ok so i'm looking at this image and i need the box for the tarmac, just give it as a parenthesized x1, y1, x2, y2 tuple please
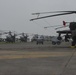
(0, 41, 76, 75)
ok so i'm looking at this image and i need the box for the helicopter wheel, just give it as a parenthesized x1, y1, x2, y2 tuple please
(52, 41, 56, 45)
(57, 41, 61, 45)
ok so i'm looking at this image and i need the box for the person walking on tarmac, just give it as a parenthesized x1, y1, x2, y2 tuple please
(69, 22, 76, 48)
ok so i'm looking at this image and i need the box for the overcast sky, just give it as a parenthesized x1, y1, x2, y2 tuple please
(0, 0, 76, 36)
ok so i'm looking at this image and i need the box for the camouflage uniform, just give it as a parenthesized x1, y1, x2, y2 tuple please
(69, 22, 76, 46)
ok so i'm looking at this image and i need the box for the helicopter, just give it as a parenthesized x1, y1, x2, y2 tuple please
(0, 31, 8, 42)
(31, 34, 38, 42)
(17, 33, 29, 42)
(5, 31, 17, 43)
(30, 11, 76, 47)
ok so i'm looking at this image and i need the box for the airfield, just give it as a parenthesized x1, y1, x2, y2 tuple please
(0, 41, 76, 75)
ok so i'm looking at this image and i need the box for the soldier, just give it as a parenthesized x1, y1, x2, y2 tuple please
(69, 22, 76, 48)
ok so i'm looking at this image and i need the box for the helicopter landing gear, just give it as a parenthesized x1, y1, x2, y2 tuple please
(51, 36, 61, 45)
(57, 33, 62, 41)
(52, 41, 61, 45)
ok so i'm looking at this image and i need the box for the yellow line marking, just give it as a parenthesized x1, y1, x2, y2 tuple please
(0, 51, 73, 59)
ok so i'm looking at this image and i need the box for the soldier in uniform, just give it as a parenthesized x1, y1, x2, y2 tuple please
(69, 22, 76, 48)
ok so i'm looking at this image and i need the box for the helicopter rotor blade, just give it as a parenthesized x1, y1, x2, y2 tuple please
(55, 25, 69, 30)
(32, 11, 76, 15)
(44, 25, 62, 29)
(30, 12, 73, 21)
(32, 12, 62, 15)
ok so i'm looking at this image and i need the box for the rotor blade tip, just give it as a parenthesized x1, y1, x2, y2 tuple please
(30, 19, 33, 21)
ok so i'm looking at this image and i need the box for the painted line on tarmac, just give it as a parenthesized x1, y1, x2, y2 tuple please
(0, 51, 73, 59)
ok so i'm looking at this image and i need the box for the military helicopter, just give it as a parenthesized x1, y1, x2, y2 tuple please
(18, 33, 29, 42)
(30, 11, 76, 47)
(31, 34, 38, 42)
(0, 31, 8, 42)
(5, 31, 17, 43)
(31, 34, 44, 44)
